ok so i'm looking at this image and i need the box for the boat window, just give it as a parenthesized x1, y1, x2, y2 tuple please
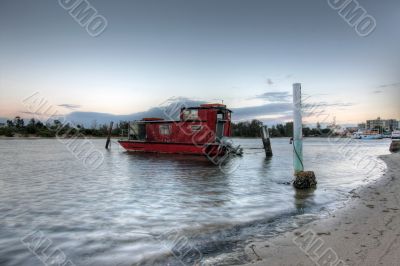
(159, 124, 171, 135)
(191, 125, 202, 131)
(182, 109, 199, 120)
(129, 122, 146, 140)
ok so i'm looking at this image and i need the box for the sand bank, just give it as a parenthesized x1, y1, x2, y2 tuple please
(244, 153, 400, 266)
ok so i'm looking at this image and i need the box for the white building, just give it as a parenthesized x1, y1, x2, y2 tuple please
(366, 117, 399, 131)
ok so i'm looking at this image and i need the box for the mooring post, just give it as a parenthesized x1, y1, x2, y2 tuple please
(390, 140, 400, 153)
(293, 83, 304, 174)
(261, 125, 273, 157)
(105, 121, 114, 149)
(292, 83, 316, 189)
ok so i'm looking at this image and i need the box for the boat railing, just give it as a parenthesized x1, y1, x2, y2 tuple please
(120, 129, 129, 140)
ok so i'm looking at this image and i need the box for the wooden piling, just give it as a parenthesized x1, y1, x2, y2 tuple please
(390, 140, 400, 153)
(261, 125, 273, 157)
(105, 121, 114, 149)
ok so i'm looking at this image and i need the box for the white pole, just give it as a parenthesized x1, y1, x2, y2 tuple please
(293, 83, 304, 174)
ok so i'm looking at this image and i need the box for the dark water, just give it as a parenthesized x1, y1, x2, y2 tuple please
(0, 138, 391, 265)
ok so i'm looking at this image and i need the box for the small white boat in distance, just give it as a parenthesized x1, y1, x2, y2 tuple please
(352, 130, 383, 140)
(392, 130, 400, 139)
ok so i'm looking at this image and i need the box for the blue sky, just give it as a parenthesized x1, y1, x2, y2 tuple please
(0, 0, 399, 125)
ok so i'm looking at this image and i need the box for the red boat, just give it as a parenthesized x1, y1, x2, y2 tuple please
(118, 103, 238, 156)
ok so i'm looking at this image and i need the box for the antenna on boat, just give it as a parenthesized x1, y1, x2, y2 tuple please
(212, 99, 224, 104)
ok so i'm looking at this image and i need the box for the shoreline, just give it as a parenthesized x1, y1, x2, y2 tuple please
(244, 153, 400, 266)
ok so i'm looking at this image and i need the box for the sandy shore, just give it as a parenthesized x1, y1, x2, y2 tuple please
(244, 153, 400, 266)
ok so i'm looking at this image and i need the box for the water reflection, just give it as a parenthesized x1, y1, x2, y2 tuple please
(294, 188, 316, 213)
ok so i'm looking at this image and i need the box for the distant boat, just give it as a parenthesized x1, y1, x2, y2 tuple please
(392, 130, 400, 139)
(352, 130, 383, 140)
(382, 133, 392, 138)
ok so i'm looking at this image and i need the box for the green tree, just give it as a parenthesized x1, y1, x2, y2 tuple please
(6, 120, 14, 127)
(303, 127, 311, 137)
(276, 124, 285, 137)
(316, 122, 321, 131)
(14, 116, 24, 128)
(26, 118, 37, 134)
(231, 119, 263, 137)
(285, 122, 293, 137)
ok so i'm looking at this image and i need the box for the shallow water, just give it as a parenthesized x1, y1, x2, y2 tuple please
(0, 137, 391, 265)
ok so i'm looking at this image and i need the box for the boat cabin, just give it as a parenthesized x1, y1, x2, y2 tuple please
(118, 104, 233, 155)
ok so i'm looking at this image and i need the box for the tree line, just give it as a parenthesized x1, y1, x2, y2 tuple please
(0, 117, 331, 138)
(0, 117, 127, 138)
(231, 120, 331, 137)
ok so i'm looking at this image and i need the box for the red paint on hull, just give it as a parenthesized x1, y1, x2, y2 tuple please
(118, 141, 225, 156)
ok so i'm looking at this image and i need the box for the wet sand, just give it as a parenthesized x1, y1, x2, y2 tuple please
(244, 153, 400, 266)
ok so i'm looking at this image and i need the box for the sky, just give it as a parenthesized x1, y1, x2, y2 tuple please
(0, 0, 399, 126)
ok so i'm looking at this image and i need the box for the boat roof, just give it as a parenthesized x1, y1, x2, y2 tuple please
(133, 104, 232, 123)
(182, 103, 232, 112)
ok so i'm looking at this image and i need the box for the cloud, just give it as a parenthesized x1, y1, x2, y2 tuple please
(306, 102, 354, 108)
(65, 98, 206, 126)
(61, 98, 355, 127)
(257, 114, 294, 126)
(233, 101, 354, 122)
(266, 78, 274, 85)
(232, 103, 292, 121)
(255, 91, 291, 102)
(58, 104, 81, 110)
(63, 99, 291, 126)
(378, 82, 400, 88)
(373, 90, 383, 94)
(20, 111, 37, 115)
(265, 74, 294, 85)
(302, 101, 354, 116)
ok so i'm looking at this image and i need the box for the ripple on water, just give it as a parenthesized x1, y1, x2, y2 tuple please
(0, 138, 390, 265)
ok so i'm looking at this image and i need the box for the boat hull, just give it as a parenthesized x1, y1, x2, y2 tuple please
(391, 131, 400, 139)
(118, 140, 225, 156)
(359, 134, 383, 139)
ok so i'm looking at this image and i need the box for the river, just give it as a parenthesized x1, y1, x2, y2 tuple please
(0, 137, 391, 265)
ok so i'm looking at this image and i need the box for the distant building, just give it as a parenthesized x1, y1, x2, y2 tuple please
(397, 120, 400, 130)
(366, 117, 399, 131)
(366, 117, 384, 130)
(357, 123, 366, 130)
(385, 119, 399, 131)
